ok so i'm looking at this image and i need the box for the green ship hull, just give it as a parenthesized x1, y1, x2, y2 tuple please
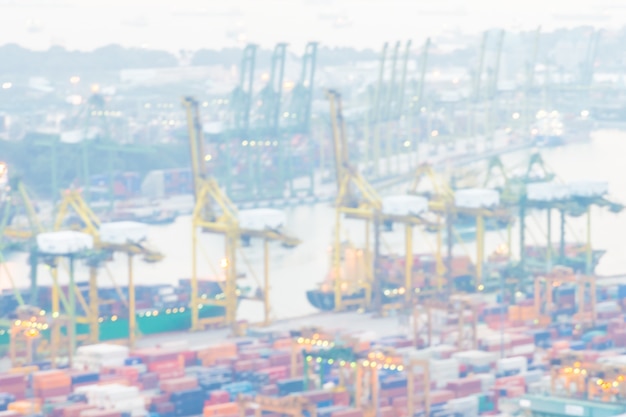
(0, 305, 225, 346)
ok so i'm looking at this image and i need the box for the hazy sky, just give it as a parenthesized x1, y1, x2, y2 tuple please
(0, 0, 621, 52)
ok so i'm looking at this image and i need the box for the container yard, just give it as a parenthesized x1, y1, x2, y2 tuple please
(2, 4, 626, 417)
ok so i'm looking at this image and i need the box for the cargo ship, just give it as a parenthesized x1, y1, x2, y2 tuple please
(306, 244, 486, 312)
(306, 242, 606, 312)
(0, 278, 234, 346)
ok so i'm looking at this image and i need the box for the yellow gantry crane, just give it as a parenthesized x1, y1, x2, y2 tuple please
(408, 163, 512, 290)
(327, 90, 433, 313)
(182, 96, 300, 331)
(53, 188, 164, 350)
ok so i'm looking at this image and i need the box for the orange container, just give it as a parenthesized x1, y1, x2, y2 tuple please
(203, 402, 238, 417)
(33, 371, 71, 390)
(8, 400, 41, 414)
(272, 339, 292, 350)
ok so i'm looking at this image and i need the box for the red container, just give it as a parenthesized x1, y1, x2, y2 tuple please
(268, 353, 290, 366)
(239, 352, 260, 360)
(429, 390, 456, 405)
(495, 375, 525, 389)
(0, 374, 24, 386)
(234, 360, 255, 372)
(253, 359, 270, 369)
(300, 390, 333, 403)
(214, 358, 237, 366)
(156, 369, 185, 381)
(153, 403, 175, 414)
(35, 386, 72, 399)
(160, 376, 198, 393)
(133, 348, 179, 365)
(379, 387, 408, 400)
(148, 360, 182, 373)
(209, 390, 230, 404)
(380, 407, 395, 417)
(333, 390, 350, 406)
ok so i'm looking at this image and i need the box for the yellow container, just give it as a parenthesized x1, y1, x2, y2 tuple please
(8, 366, 39, 375)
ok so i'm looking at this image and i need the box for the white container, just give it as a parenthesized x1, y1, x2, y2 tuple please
(382, 195, 429, 216)
(452, 350, 497, 368)
(36, 231, 94, 255)
(526, 182, 570, 202)
(596, 301, 620, 313)
(510, 343, 535, 356)
(454, 188, 500, 209)
(568, 180, 609, 198)
(238, 208, 286, 230)
(497, 356, 528, 373)
(99, 221, 149, 245)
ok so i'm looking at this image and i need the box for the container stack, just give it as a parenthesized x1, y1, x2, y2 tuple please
(73, 345, 130, 372)
(0, 374, 25, 400)
(78, 384, 146, 417)
(33, 370, 72, 399)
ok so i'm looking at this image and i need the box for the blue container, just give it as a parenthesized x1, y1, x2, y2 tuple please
(316, 400, 333, 408)
(380, 376, 407, 390)
(569, 341, 585, 351)
(276, 378, 304, 396)
(125, 357, 142, 366)
(617, 284, 626, 299)
(71, 372, 100, 385)
(317, 406, 347, 417)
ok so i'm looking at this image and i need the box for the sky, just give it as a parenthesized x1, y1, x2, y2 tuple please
(0, 0, 622, 52)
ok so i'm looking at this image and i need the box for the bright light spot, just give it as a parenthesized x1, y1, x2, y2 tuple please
(512, 112, 520, 120)
(581, 110, 589, 118)
(536, 110, 547, 119)
(70, 76, 80, 84)
(204, 154, 212, 161)
(261, 73, 270, 82)
(202, 101, 209, 107)
(220, 258, 229, 269)
(283, 112, 290, 118)
(242, 140, 249, 146)
(111, 315, 118, 322)
(284, 81, 295, 90)
(478, 284, 485, 291)
(403, 140, 411, 147)
(2, 82, 12, 89)
(431, 130, 439, 137)
(433, 70, 441, 77)
(452, 78, 459, 84)
(91, 84, 100, 93)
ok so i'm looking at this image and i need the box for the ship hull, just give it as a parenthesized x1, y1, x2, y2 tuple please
(0, 305, 226, 346)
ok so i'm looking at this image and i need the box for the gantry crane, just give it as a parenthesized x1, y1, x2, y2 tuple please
(418, 297, 478, 350)
(408, 163, 513, 292)
(550, 350, 626, 402)
(53, 188, 163, 350)
(0, 175, 45, 306)
(182, 96, 300, 331)
(534, 267, 599, 327)
(327, 90, 433, 313)
(298, 335, 432, 417)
